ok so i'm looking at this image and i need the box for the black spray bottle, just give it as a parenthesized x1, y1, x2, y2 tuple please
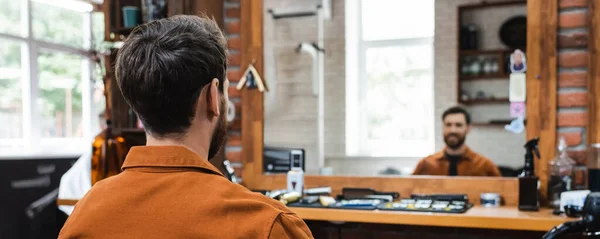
(519, 137, 541, 211)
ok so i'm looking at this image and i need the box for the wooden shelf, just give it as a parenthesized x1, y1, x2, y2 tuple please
(460, 73, 509, 81)
(472, 119, 527, 126)
(460, 98, 509, 105)
(471, 122, 508, 126)
(459, 49, 513, 56)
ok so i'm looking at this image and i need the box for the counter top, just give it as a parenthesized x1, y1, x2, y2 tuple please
(58, 198, 573, 232)
(289, 206, 574, 231)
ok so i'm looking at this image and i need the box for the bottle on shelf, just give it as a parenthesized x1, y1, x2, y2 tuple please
(547, 136, 576, 209)
(483, 58, 493, 75)
(461, 57, 471, 76)
(469, 57, 482, 75)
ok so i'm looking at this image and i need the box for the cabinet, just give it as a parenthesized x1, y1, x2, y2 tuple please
(456, 1, 527, 126)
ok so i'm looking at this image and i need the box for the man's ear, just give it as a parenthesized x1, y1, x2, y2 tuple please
(466, 124, 472, 134)
(207, 78, 220, 118)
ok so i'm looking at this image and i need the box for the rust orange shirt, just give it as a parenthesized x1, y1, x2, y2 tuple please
(59, 146, 313, 239)
(412, 147, 502, 177)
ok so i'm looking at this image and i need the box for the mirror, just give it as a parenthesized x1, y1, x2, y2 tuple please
(262, 0, 528, 177)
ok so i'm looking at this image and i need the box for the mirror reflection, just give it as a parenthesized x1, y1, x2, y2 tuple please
(262, 0, 528, 177)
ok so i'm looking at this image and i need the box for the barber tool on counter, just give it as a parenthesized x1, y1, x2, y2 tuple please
(286, 187, 399, 210)
(286, 149, 306, 196)
(519, 137, 541, 211)
(378, 194, 473, 214)
(480, 193, 502, 207)
(543, 192, 600, 239)
(263, 186, 332, 205)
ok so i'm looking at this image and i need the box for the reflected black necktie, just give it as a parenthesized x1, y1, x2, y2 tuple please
(445, 154, 461, 176)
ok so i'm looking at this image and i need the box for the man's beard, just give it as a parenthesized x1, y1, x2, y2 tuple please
(208, 98, 228, 160)
(444, 133, 466, 150)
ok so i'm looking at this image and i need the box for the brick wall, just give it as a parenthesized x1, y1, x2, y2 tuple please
(557, 0, 589, 163)
(224, 0, 243, 179)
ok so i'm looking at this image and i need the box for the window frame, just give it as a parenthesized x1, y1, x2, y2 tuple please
(346, 0, 435, 158)
(0, 0, 97, 157)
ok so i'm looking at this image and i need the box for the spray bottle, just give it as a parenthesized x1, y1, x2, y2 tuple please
(519, 137, 541, 211)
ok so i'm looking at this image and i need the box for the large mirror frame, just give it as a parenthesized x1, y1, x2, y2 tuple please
(239, 0, 559, 206)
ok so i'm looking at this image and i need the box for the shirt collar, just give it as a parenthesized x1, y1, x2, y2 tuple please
(435, 146, 474, 161)
(121, 145, 224, 176)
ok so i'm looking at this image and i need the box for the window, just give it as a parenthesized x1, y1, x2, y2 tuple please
(346, 0, 435, 157)
(0, 0, 103, 157)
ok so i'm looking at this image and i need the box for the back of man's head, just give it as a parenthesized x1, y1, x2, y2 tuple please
(115, 15, 227, 138)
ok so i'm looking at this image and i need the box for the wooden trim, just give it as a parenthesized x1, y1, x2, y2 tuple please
(57, 199, 79, 206)
(240, 0, 264, 187)
(252, 174, 520, 206)
(589, 0, 600, 145)
(458, 0, 527, 10)
(240, 0, 556, 207)
(526, 0, 558, 203)
(291, 206, 572, 232)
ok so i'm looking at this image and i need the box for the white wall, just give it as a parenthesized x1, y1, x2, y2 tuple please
(263, 0, 345, 175)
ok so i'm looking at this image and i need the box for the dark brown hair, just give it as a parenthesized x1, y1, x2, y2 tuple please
(442, 106, 471, 125)
(115, 15, 227, 138)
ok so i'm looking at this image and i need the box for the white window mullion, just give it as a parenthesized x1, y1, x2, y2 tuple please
(356, 0, 369, 156)
(20, 0, 29, 38)
(21, 0, 39, 152)
(358, 43, 368, 155)
(20, 41, 32, 149)
(28, 44, 41, 153)
(81, 12, 93, 141)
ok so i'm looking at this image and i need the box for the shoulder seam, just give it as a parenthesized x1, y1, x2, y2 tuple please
(266, 212, 283, 239)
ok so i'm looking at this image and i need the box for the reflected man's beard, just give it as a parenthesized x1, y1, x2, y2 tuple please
(444, 133, 466, 150)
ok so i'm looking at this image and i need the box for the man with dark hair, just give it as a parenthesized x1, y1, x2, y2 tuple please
(59, 15, 313, 238)
(412, 106, 501, 177)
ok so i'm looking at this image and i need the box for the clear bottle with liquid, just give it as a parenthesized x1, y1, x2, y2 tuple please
(547, 136, 576, 209)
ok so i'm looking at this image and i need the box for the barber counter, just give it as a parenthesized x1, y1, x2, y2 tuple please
(291, 206, 575, 239)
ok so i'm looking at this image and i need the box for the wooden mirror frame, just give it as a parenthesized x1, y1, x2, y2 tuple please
(239, 0, 558, 206)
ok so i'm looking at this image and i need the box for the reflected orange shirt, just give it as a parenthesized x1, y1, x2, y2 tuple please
(59, 146, 313, 239)
(412, 147, 502, 177)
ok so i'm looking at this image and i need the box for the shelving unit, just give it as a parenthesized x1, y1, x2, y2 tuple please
(461, 73, 509, 81)
(102, 0, 225, 42)
(457, 1, 527, 126)
(460, 97, 509, 105)
(102, 0, 142, 42)
(471, 119, 527, 127)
